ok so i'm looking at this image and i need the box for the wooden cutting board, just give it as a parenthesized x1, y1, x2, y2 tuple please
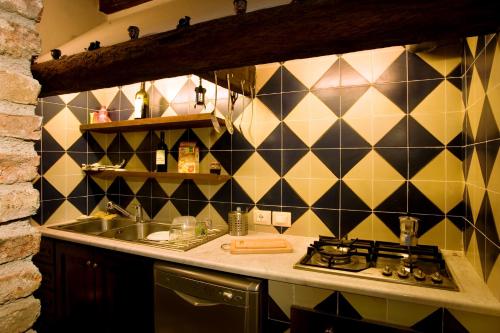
(229, 239, 293, 254)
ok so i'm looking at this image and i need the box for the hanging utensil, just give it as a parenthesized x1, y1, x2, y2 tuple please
(238, 80, 246, 133)
(210, 72, 221, 133)
(225, 74, 235, 134)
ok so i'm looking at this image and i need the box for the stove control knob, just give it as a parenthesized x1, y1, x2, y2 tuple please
(382, 265, 392, 276)
(413, 268, 426, 281)
(431, 272, 443, 284)
(397, 266, 409, 278)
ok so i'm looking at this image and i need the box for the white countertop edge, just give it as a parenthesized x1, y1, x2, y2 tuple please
(39, 226, 500, 317)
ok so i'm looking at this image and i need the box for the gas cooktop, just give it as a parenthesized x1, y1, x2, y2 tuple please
(294, 236, 458, 291)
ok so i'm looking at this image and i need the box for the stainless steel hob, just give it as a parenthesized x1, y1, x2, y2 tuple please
(294, 236, 458, 291)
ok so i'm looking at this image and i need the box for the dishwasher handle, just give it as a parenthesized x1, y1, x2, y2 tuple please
(174, 290, 220, 307)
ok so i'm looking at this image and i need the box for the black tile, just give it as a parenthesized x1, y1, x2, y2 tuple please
(375, 148, 407, 178)
(376, 118, 408, 148)
(211, 181, 231, 203)
(373, 82, 408, 114)
(411, 308, 443, 333)
(340, 181, 370, 211)
(136, 196, 152, 218)
(482, 34, 498, 91)
(67, 105, 87, 124)
(375, 51, 406, 83)
(68, 178, 87, 198)
(88, 194, 105, 213)
(476, 97, 499, 143)
(87, 92, 101, 111)
(41, 178, 64, 201)
(313, 182, 340, 210)
(464, 220, 474, 252)
(374, 212, 401, 237)
(408, 79, 442, 112)
(68, 92, 87, 109)
(339, 58, 369, 87)
(464, 67, 473, 106)
(188, 181, 208, 201)
(408, 117, 443, 147)
(340, 148, 371, 176)
(211, 150, 231, 175)
(258, 93, 282, 119)
(314, 291, 338, 313)
(35, 102, 42, 116)
(188, 200, 208, 217)
(119, 90, 134, 110)
(68, 197, 87, 215)
(312, 149, 340, 178)
(337, 292, 362, 320)
(148, 85, 169, 118)
(136, 178, 153, 197)
(312, 121, 341, 149)
(282, 179, 308, 207)
(340, 86, 371, 116)
(232, 180, 254, 205)
(211, 202, 231, 224)
(485, 238, 500, 281)
(312, 208, 340, 237)
(486, 140, 500, 186)
(88, 176, 105, 196)
(258, 181, 281, 206)
(442, 309, 469, 333)
(282, 67, 307, 92)
(211, 130, 232, 151)
(447, 62, 463, 78)
(340, 120, 371, 148)
(67, 136, 87, 152)
(107, 90, 121, 111)
(447, 76, 462, 91)
(43, 95, 64, 105)
(412, 213, 444, 238)
(464, 114, 474, 145)
(288, 207, 308, 224)
(477, 229, 487, 280)
(311, 88, 341, 117)
(41, 199, 65, 224)
(375, 182, 407, 213)
(282, 91, 308, 119)
(258, 125, 282, 150)
(136, 152, 154, 171)
(119, 109, 134, 120)
(339, 209, 371, 239)
(41, 102, 65, 125)
(232, 150, 254, 174)
(258, 66, 281, 95)
(171, 180, 189, 199)
(408, 53, 444, 81)
(151, 179, 168, 198)
(170, 199, 189, 216)
(258, 149, 281, 175)
(313, 60, 340, 90)
(269, 295, 291, 322)
(231, 128, 254, 150)
(151, 198, 168, 219)
(463, 145, 473, 180)
(41, 129, 64, 152)
(476, 143, 488, 186)
(282, 149, 307, 176)
(408, 183, 443, 215)
(40, 151, 64, 174)
(282, 123, 308, 149)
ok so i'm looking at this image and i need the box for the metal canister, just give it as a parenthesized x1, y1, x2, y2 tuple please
(228, 207, 248, 236)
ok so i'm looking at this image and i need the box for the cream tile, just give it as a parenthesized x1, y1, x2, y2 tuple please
(342, 292, 387, 322)
(158, 178, 182, 197)
(310, 210, 335, 237)
(344, 179, 372, 208)
(467, 97, 485, 142)
(387, 299, 438, 326)
(446, 150, 464, 182)
(419, 219, 445, 249)
(487, 85, 500, 132)
(416, 51, 447, 77)
(43, 200, 69, 226)
(411, 180, 446, 213)
(466, 149, 486, 189)
(284, 55, 338, 89)
(89, 132, 115, 151)
(373, 215, 399, 243)
(487, 41, 500, 91)
(412, 151, 446, 181)
(120, 82, 142, 107)
(344, 151, 373, 180)
(373, 180, 405, 209)
(373, 151, 405, 181)
(43, 106, 68, 149)
(445, 218, 464, 251)
(342, 50, 372, 83)
(445, 80, 464, 113)
(468, 69, 486, 110)
(446, 181, 464, 214)
(449, 308, 500, 333)
(372, 46, 405, 82)
(91, 87, 120, 108)
(269, 280, 294, 318)
(125, 154, 148, 172)
(468, 184, 486, 223)
(342, 87, 372, 143)
(347, 214, 373, 240)
(487, 191, 500, 240)
(466, 231, 484, 279)
(123, 131, 148, 151)
(65, 111, 83, 150)
(255, 63, 281, 92)
(466, 37, 478, 58)
(284, 212, 310, 236)
(58, 92, 79, 104)
(294, 285, 333, 308)
(236, 98, 280, 148)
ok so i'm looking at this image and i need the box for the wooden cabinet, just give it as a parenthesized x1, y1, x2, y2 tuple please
(34, 238, 153, 333)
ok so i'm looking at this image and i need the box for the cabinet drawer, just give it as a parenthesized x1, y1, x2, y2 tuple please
(34, 237, 54, 265)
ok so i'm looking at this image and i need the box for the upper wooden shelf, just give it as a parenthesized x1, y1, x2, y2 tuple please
(80, 114, 224, 133)
(32, 0, 500, 98)
(86, 170, 230, 184)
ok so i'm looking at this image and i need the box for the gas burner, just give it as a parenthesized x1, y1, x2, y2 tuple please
(401, 255, 419, 268)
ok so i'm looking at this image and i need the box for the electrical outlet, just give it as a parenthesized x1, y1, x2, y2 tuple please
(253, 209, 271, 225)
(272, 211, 291, 227)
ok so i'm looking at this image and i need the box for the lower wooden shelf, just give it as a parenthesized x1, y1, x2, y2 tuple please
(85, 170, 231, 183)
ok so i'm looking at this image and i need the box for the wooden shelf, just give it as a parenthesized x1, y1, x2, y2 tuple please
(80, 114, 224, 133)
(86, 170, 231, 183)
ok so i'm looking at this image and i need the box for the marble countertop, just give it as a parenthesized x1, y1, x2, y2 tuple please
(39, 225, 500, 317)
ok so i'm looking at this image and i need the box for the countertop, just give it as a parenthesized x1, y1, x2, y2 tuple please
(39, 224, 500, 317)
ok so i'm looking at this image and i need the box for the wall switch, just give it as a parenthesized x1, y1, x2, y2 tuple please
(272, 211, 291, 227)
(253, 209, 271, 225)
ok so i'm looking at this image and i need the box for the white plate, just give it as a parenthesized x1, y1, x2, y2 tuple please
(146, 231, 170, 241)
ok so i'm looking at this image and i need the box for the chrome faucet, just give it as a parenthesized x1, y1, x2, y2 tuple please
(106, 201, 144, 223)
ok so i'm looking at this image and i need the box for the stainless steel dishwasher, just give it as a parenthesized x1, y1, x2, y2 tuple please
(154, 262, 265, 333)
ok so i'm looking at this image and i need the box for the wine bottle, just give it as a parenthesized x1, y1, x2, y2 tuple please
(132, 82, 149, 119)
(156, 131, 167, 172)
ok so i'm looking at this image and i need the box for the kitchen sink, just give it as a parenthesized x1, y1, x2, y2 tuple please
(50, 217, 227, 251)
(53, 217, 136, 235)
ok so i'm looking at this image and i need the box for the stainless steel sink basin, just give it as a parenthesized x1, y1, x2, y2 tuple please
(99, 223, 171, 241)
(50, 218, 227, 251)
(53, 217, 135, 235)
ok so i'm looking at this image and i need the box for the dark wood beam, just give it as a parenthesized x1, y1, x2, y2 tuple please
(99, 0, 152, 14)
(33, 0, 500, 97)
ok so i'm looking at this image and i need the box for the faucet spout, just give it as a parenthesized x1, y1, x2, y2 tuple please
(106, 201, 144, 223)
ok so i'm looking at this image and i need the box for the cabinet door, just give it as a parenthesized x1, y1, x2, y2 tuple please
(55, 241, 97, 332)
(95, 249, 154, 333)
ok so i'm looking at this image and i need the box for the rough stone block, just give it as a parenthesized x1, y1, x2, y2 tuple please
(0, 183, 39, 223)
(0, 11, 40, 59)
(0, 220, 40, 264)
(0, 114, 41, 140)
(0, 100, 36, 116)
(0, 70, 40, 105)
(0, 296, 40, 333)
(0, 55, 30, 76)
(0, 258, 41, 305)
(0, 0, 43, 21)
(0, 137, 38, 184)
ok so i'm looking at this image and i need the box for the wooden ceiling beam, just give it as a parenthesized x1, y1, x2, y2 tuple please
(32, 0, 500, 97)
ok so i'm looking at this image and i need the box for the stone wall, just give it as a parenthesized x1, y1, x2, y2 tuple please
(0, 1, 43, 332)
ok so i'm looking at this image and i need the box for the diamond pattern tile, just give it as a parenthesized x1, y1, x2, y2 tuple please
(284, 55, 338, 89)
(236, 98, 280, 148)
